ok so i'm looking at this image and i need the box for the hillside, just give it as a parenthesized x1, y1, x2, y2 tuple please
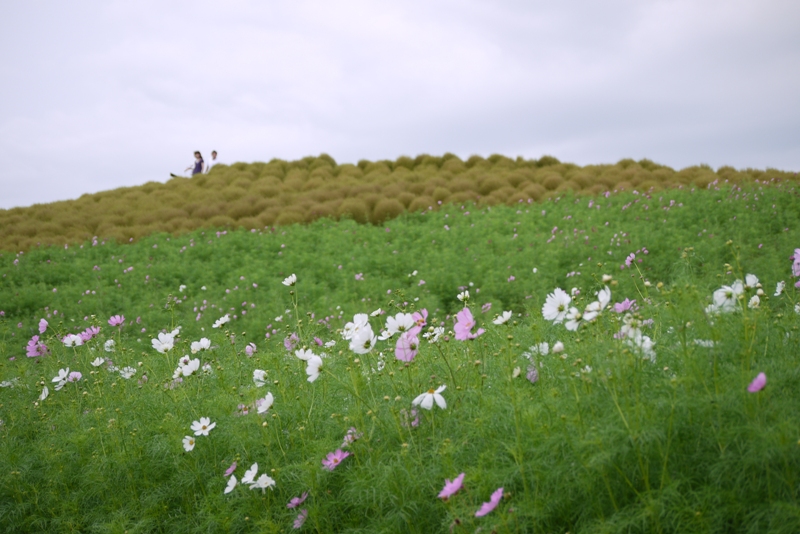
(0, 154, 796, 252)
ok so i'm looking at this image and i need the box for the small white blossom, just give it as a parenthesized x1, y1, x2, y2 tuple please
(282, 273, 297, 286)
(412, 385, 447, 410)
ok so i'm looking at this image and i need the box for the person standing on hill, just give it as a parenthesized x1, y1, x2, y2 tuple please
(205, 150, 219, 173)
(185, 151, 204, 176)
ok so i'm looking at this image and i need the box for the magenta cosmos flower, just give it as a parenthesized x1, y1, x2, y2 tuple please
(321, 449, 350, 471)
(454, 308, 485, 341)
(26, 335, 48, 357)
(748, 372, 767, 393)
(108, 315, 125, 326)
(293, 509, 308, 529)
(38, 318, 48, 334)
(395, 331, 420, 362)
(287, 491, 308, 509)
(613, 299, 636, 313)
(438, 473, 465, 500)
(475, 487, 503, 517)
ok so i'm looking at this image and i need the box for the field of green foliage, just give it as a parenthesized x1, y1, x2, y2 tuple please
(1, 181, 800, 532)
(1, 153, 797, 253)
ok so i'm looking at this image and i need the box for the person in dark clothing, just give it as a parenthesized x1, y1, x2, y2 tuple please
(185, 151, 205, 176)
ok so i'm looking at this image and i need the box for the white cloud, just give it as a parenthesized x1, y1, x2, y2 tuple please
(0, 0, 798, 209)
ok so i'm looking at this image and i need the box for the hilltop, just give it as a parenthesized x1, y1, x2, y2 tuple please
(0, 153, 796, 252)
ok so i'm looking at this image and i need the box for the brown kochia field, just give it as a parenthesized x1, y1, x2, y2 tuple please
(1, 153, 795, 252)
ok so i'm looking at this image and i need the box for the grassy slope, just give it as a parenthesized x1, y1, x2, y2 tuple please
(0, 153, 796, 253)
(0, 184, 799, 532)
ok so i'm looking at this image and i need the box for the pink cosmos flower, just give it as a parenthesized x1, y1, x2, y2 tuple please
(26, 335, 48, 357)
(613, 299, 637, 313)
(526, 364, 539, 383)
(321, 449, 350, 471)
(354, 273, 364, 281)
(438, 473, 465, 500)
(80, 326, 101, 342)
(454, 308, 485, 341)
(245, 343, 257, 357)
(314, 337, 323, 346)
(293, 509, 308, 529)
(409, 309, 428, 337)
(108, 315, 125, 326)
(748, 372, 767, 393)
(395, 332, 420, 362)
(792, 249, 800, 277)
(224, 462, 237, 477)
(284, 333, 299, 352)
(67, 371, 82, 383)
(341, 427, 363, 448)
(287, 492, 309, 509)
(481, 302, 492, 313)
(475, 487, 503, 517)
(38, 319, 48, 334)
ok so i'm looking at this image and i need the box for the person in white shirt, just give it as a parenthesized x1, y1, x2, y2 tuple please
(205, 150, 219, 173)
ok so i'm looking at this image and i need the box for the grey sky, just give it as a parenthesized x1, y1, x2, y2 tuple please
(1, 0, 798, 210)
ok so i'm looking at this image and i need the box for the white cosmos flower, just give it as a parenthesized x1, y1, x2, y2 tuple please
(182, 435, 196, 452)
(542, 288, 571, 323)
(241, 463, 258, 485)
(748, 295, 760, 309)
(342, 313, 370, 340)
(775, 281, 786, 296)
(224, 474, 238, 494)
(282, 273, 297, 286)
(795, 303, 800, 315)
(712, 285, 740, 313)
(457, 290, 470, 302)
(422, 326, 445, 343)
(179, 284, 187, 292)
(257, 392, 274, 414)
(552, 341, 565, 353)
(492, 311, 513, 325)
(63, 334, 83, 347)
(250, 474, 276, 493)
(212, 314, 230, 328)
(52, 368, 70, 391)
(119, 367, 136, 379)
(306, 356, 323, 382)
(412, 385, 447, 410)
(190, 417, 216, 436)
(379, 313, 415, 340)
(522, 342, 549, 359)
(625, 334, 656, 362)
(104, 339, 115, 352)
(370, 308, 383, 316)
(295, 348, 315, 361)
(564, 307, 582, 331)
(39, 386, 49, 401)
(190, 338, 211, 353)
(744, 274, 759, 290)
(349, 325, 377, 354)
(324, 340, 336, 348)
(151, 332, 175, 353)
(179, 358, 200, 377)
(596, 286, 611, 309)
(582, 301, 602, 322)
(91, 357, 105, 367)
(253, 369, 268, 387)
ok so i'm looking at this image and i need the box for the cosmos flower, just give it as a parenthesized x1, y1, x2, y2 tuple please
(438, 473, 465, 500)
(287, 492, 309, 509)
(245, 343, 257, 357)
(256, 392, 274, 414)
(224, 474, 237, 494)
(212, 314, 230, 328)
(305, 355, 323, 382)
(63, 334, 84, 347)
(38, 318, 48, 333)
(182, 436, 196, 452)
(241, 463, 258, 485)
(249, 474, 276, 493)
(492, 311, 512, 325)
(475, 487, 503, 517)
(322, 449, 350, 471)
(349, 324, 377, 354)
(454, 308, 484, 340)
(748, 372, 767, 393)
(395, 332, 420, 362)
(191, 417, 216, 436)
(342, 314, 370, 341)
(775, 281, 786, 296)
(190, 338, 211, 353)
(224, 462, 237, 477)
(104, 339, 116, 352)
(542, 288, 571, 323)
(39, 386, 49, 401)
(108, 315, 125, 326)
(119, 367, 137, 379)
(293, 509, 308, 529)
(26, 335, 48, 357)
(282, 273, 297, 286)
(379, 313, 415, 340)
(253, 369, 268, 387)
(412, 385, 447, 410)
(151, 332, 174, 353)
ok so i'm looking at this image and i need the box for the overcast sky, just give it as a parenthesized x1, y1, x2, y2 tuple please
(1, 0, 798, 210)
